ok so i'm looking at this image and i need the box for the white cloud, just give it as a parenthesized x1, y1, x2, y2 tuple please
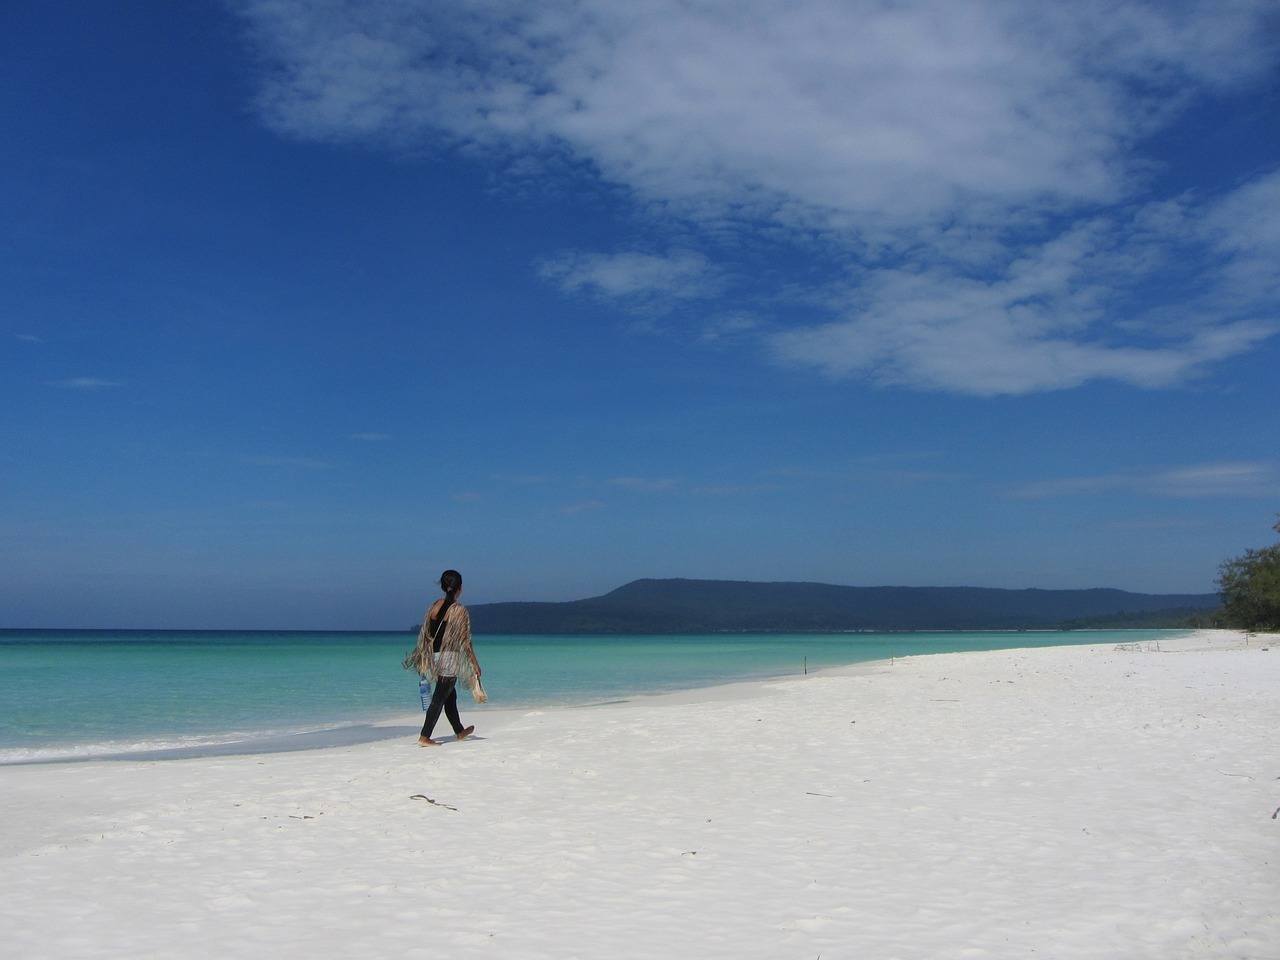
(538, 249, 715, 302)
(699, 313, 762, 343)
(46, 377, 122, 389)
(1152, 462, 1280, 498)
(236, 0, 1279, 394)
(1105, 518, 1204, 531)
(1201, 169, 1280, 308)
(769, 181, 1280, 394)
(1013, 461, 1279, 499)
(239, 0, 1274, 233)
(349, 431, 391, 441)
(608, 476, 678, 492)
(15, 334, 43, 343)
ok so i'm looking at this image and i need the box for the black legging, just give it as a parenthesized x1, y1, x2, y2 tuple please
(421, 676, 463, 739)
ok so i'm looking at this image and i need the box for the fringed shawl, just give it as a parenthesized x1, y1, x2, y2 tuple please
(403, 601, 477, 684)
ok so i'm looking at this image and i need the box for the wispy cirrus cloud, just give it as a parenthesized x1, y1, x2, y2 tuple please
(15, 333, 43, 343)
(243, 455, 332, 470)
(1104, 518, 1205, 531)
(608, 476, 678, 493)
(46, 377, 122, 389)
(236, 0, 1280, 395)
(538, 250, 717, 305)
(1012, 461, 1279, 500)
(492, 473, 553, 486)
(768, 187, 1280, 394)
(768, 461, 963, 486)
(1200, 170, 1280, 308)
(699, 313, 762, 344)
(691, 481, 781, 496)
(348, 431, 391, 442)
(239, 0, 1273, 230)
(560, 499, 604, 515)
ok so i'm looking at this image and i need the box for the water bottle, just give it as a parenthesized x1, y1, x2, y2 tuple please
(418, 676, 432, 711)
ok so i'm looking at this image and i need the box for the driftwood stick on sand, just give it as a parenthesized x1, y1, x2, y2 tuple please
(410, 794, 459, 811)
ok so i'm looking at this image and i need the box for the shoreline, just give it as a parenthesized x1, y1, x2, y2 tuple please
(3, 629, 1277, 958)
(0, 648, 883, 766)
(0, 628, 1215, 767)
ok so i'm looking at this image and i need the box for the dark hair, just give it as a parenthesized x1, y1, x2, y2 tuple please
(440, 569, 462, 598)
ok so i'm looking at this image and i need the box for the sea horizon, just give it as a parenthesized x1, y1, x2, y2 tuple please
(0, 624, 1179, 635)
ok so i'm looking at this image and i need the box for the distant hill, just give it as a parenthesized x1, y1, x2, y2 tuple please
(467, 578, 1221, 634)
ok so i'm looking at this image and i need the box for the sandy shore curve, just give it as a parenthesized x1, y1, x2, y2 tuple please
(2, 629, 1276, 959)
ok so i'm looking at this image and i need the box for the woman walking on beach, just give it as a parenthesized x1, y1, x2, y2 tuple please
(405, 569, 484, 746)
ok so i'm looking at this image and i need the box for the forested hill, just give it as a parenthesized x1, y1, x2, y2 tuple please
(466, 578, 1219, 634)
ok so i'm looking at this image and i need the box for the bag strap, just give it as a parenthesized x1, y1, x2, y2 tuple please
(429, 598, 455, 644)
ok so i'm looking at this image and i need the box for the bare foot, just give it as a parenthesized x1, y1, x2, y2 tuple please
(418, 736, 440, 747)
(455, 726, 475, 741)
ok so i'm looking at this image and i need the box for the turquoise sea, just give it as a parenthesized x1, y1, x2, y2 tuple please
(0, 628, 1185, 763)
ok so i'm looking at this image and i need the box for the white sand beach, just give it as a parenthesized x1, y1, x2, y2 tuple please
(2, 630, 1277, 959)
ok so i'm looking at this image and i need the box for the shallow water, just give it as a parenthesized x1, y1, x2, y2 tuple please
(0, 628, 1184, 762)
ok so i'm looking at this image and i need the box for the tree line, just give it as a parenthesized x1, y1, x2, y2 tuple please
(1218, 516, 1280, 631)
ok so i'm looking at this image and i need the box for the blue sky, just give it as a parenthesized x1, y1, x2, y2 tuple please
(2, 0, 1278, 628)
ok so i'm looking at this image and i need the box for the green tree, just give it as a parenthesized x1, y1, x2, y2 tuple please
(1217, 517, 1280, 631)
